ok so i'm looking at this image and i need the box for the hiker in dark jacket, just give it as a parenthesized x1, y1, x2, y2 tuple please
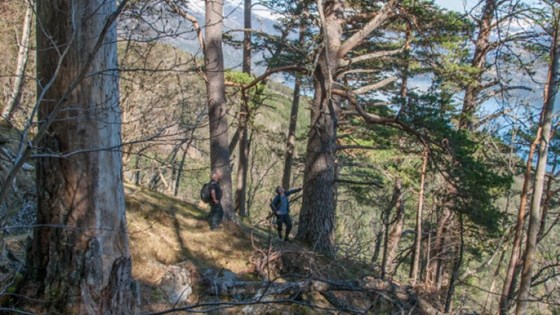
(271, 186, 302, 241)
(208, 170, 223, 230)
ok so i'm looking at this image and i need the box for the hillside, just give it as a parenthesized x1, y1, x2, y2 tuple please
(125, 185, 367, 314)
(1, 177, 438, 314)
(0, 117, 435, 314)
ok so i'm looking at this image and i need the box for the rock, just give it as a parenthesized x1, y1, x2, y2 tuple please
(159, 261, 198, 305)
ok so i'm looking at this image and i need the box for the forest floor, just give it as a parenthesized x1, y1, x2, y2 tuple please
(1, 176, 374, 314)
(0, 122, 434, 314)
(125, 185, 374, 314)
(0, 170, 441, 314)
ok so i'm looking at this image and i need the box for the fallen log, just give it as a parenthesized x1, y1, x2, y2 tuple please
(204, 276, 441, 315)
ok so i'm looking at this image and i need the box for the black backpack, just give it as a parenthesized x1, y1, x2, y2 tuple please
(269, 195, 279, 212)
(200, 182, 212, 203)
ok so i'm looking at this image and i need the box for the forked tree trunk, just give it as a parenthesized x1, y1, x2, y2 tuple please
(21, 1, 136, 313)
(205, 0, 233, 219)
(435, 3, 498, 307)
(515, 12, 560, 315)
(297, 64, 339, 255)
(297, 0, 397, 256)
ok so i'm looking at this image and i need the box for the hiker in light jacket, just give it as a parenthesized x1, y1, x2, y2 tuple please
(270, 186, 302, 242)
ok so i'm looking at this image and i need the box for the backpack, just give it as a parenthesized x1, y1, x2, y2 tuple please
(200, 182, 212, 203)
(269, 195, 279, 212)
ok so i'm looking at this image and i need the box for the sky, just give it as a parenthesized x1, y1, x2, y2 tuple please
(434, 0, 540, 12)
(433, 0, 470, 12)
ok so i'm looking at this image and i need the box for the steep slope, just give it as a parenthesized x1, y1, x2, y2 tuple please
(124, 184, 440, 314)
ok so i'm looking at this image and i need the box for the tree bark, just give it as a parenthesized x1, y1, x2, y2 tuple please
(282, 76, 301, 190)
(382, 178, 405, 278)
(515, 11, 560, 315)
(205, 0, 234, 220)
(499, 127, 540, 314)
(444, 214, 464, 313)
(427, 206, 452, 290)
(234, 0, 252, 217)
(282, 19, 306, 190)
(235, 92, 250, 217)
(411, 149, 428, 284)
(297, 0, 397, 256)
(242, 0, 251, 74)
(174, 141, 192, 197)
(21, 1, 136, 313)
(296, 0, 343, 256)
(2, 0, 33, 120)
(537, 143, 557, 242)
(459, 0, 496, 130)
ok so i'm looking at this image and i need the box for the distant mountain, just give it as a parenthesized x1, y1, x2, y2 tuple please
(118, 0, 281, 74)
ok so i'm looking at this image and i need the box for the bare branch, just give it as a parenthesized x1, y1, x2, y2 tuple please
(353, 76, 398, 95)
(348, 48, 404, 65)
(242, 66, 307, 91)
(162, 0, 205, 53)
(335, 178, 383, 188)
(338, 0, 398, 58)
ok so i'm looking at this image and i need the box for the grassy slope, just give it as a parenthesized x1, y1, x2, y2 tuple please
(124, 183, 373, 314)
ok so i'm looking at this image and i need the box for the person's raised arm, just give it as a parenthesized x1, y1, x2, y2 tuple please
(286, 187, 302, 196)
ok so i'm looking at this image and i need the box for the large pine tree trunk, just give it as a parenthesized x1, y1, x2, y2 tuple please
(515, 13, 560, 315)
(296, 0, 342, 256)
(297, 71, 339, 255)
(21, 1, 136, 313)
(205, 0, 233, 219)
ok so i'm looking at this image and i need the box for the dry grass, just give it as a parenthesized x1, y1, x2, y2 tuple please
(124, 183, 280, 311)
(0, 164, 371, 313)
(124, 183, 375, 314)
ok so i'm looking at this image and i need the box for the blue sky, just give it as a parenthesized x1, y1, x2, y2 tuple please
(433, 0, 468, 12)
(434, 0, 540, 12)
